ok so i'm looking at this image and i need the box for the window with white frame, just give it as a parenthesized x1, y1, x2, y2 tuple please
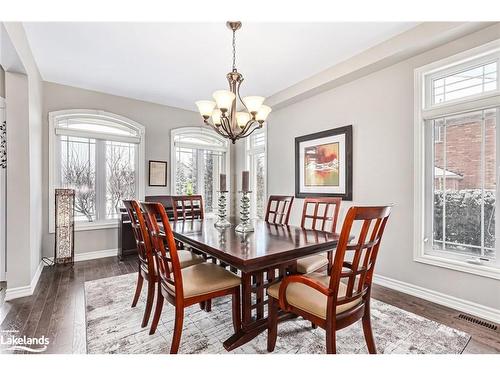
(246, 129, 267, 219)
(415, 42, 500, 279)
(49, 110, 145, 231)
(171, 127, 230, 214)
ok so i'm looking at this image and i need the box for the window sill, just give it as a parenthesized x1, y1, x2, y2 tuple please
(414, 253, 500, 280)
(49, 220, 119, 234)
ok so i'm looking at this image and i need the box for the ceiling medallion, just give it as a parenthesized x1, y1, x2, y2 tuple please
(195, 21, 272, 144)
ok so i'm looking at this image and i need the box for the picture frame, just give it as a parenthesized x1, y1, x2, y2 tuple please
(295, 125, 353, 200)
(149, 160, 167, 187)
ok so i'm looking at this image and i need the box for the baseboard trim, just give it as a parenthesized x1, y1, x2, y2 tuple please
(73, 248, 118, 262)
(374, 274, 500, 324)
(5, 260, 44, 301)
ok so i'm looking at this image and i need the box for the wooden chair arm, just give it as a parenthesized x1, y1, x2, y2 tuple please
(278, 275, 333, 311)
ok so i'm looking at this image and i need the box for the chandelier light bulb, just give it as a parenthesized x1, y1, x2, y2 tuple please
(213, 90, 236, 112)
(242, 96, 265, 114)
(256, 105, 272, 122)
(236, 112, 251, 128)
(211, 109, 222, 125)
(195, 100, 216, 118)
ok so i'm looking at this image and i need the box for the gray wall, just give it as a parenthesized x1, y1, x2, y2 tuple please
(42, 82, 201, 257)
(262, 24, 500, 311)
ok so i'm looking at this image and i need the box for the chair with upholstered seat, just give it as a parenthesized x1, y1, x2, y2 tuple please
(171, 195, 204, 221)
(264, 195, 294, 225)
(267, 205, 391, 354)
(296, 197, 341, 274)
(141, 201, 242, 353)
(123, 200, 204, 329)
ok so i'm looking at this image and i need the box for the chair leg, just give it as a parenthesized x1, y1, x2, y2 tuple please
(131, 272, 143, 308)
(267, 297, 278, 352)
(149, 284, 164, 335)
(141, 281, 155, 328)
(170, 306, 184, 354)
(326, 324, 337, 354)
(231, 288, 241, 334)
(205, 299, 212, 312)
(362, 307, 377, 354)
(311, 322, 317, 329)
(199, 301, 206, 310)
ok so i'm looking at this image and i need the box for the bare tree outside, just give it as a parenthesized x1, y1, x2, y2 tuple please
(106, 142, 136, 218)
(61, 146, 96, 221)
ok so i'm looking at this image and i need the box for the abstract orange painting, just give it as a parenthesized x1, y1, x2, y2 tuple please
(304, 142, 339, 186)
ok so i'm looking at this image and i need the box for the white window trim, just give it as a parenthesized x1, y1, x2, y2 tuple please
(245, 127, 267, 219)
(414, 40, 500, 280)
(170, 126, 231, 214)
(49, 109, 145, 233)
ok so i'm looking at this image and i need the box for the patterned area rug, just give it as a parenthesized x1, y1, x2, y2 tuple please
(85, 273, 470, 354)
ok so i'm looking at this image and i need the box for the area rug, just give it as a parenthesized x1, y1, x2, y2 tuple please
(85, 273, 470, 354)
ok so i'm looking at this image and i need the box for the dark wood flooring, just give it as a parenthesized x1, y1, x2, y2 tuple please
(0, 256, 498, 354)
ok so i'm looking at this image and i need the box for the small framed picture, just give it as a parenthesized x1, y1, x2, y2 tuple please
(149, 160, 167, 187)
(295, 125, 353, 200)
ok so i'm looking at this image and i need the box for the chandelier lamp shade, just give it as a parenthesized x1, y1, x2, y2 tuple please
(195, 21, 272, 143)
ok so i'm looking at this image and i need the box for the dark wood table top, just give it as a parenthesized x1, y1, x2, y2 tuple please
(171, 217, 340, 272)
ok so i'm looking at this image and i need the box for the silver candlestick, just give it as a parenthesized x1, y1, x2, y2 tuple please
(214, 190, 231, 228)
(235, 190, 254, 233)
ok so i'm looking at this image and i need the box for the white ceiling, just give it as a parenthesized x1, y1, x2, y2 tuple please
(23, 22, 418, 111)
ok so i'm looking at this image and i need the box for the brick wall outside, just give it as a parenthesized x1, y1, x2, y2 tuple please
(434, 116, 496, 190)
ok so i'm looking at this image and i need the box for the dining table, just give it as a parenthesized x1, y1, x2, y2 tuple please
(170, 216, 342, 351)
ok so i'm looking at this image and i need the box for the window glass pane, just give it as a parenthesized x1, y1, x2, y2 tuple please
(105, 141, 137, 219)
(175, 147, 198, 195)
(62, 118, 138, 136)
(432, 61, 498, 104)
(431, 110, 496, 259)
(255, 153, 266, 219)
(60, 136, 96, 222)
(202, 150, 223, 213)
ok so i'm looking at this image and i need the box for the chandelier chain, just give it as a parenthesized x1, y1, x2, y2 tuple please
(232, 29, 236, 71)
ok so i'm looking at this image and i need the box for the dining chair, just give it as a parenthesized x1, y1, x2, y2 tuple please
(296, 197, 341, 274)
(171, 195, 204, 221)
(123, 200, 204, 329)
(141, 201, 242, 353)
(264, 195, 294, 225)
(267, 205, 392, 354)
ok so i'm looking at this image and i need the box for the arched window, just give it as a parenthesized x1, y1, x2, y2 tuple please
(49, 110, 145, 231)
(171, 127, 230, 214)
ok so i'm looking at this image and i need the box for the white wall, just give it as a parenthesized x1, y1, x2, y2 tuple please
(262, 25, 500, 312)
(42, 82, 202, 257)
(2, 22, 44, 291)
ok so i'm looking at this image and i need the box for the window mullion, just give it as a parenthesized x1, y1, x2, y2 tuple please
(480, 111, 486, 256)
(442, 120, 446, 251)
(95, 140, 107, 221)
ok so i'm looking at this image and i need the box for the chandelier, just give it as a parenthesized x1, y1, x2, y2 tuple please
(195, 21, 272, 144)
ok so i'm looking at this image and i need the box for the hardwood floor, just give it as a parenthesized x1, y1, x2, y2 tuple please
(0, 256, 498, 354)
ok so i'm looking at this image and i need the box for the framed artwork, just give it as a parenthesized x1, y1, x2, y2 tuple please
(295, 125, 353, 200)
(149, 160, 167, 187)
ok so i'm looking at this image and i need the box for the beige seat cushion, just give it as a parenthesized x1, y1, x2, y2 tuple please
(177, 250, 205, 268)
(167, 263, 241, 298)
(296, 253, 329, 274)
(267, 272, 361, 319)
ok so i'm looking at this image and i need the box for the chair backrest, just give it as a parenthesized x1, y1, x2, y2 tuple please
(265, 195, 294, 225)
(171, 195, 204, 221)
(328, 206, 391, 313)
(141, 201, 184, 299)
(122, 200, 155, 273)
(300, 197, 342, 233)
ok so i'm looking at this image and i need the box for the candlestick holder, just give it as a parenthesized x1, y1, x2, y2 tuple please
(214, 190, 231, 228)
(235, 190, 254, 233)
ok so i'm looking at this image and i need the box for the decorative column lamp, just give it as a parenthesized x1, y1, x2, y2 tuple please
(235, 170, 254, 233)
(54, 188, 75, 265)
(215, 173, 231, 228)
